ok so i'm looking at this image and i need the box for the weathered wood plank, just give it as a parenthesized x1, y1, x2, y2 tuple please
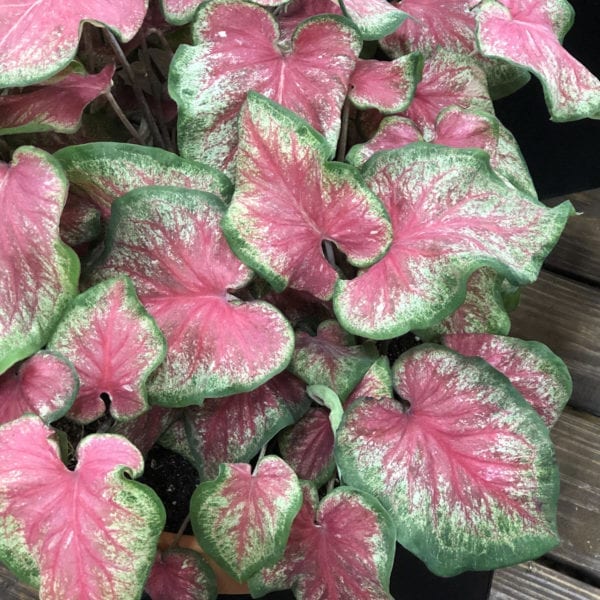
(544, 188, 600, 286)
(0, 564, 36, 599)
(510, 270, 600, 415)
(490, 561, 600, 600)
(548, 407, 600, 580)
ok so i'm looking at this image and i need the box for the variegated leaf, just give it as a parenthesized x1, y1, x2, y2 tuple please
(0, 415, 165, 598)
(48, 277, 166, 423)
(0, 147, 80, 374)
(333, 144, 573, 339)
(91, 187, 294, 406)
(276, 0, 342, 41)
(0, 0, 148, 87)
(169, 0, 361, 172)
(249, 483, 396, 599)
(443, 333, 572, 427)
(339, 0, 407, 40)
(222, 93, 392, 301)
(0, 65, 114, 135)
(183, 372, 308, 480)
(0, 351, 78, 425)
(335, 344, 560, 575)
(475, 0, 600, 121)
(191, 456, 303, 581)
(145, 547, 217, 600)
(55, 142, 232, 220)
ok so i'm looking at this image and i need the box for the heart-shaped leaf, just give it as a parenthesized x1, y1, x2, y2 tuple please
(169, 0, 361, 172)
(249, 483, 396, 599)
(0, 64, 114, 135)
(184, 372, 308, 480)
(339, 0, 407, 40)
(0, 351, 78, 425)
(336, 344, 560, 576)
(0, 415, 165, 598)
(0, 147, 80, 374)
(290, 320, 378, 401)
(55, 142, 232, 220)
(91, 186, 294, 406)
(191, 456, 303, 581)
(415, 267, 511, 340)
(47, 277, 166, 423)
(475, 0, 600, 120)
(333, 143, 573, 339)
(145, 547, 217, 600)
(443, 333, 572, 427)
(0, 0, 148, 87)
(349, 54, 423, 113)
(222, 93, 392, 301)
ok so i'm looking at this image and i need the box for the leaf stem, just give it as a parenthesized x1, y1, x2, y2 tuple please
(148, 28, 174, 57)
(257, 443, 267, 463)
(336, 97, 351, 162)
(104, 91, 145, 144)
(169, 513, 191, 550)
(102, 28, 166, 148)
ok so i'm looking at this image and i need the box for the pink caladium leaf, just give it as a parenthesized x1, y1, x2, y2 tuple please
(443, 333, 572, 427)
(335, 344, 560, 576)
(248, 483, 396, 599)
(55, 142, 232, 220)
(159, 0, 205, 25)
(262, 288, 334, 329)
(0, 351, 78, 425)
(403, 49, 493, 135)
(111, 406, 178, 456)
(0, 147, 80, 374)
(339, 0, 407, 40)
(47, 277, 166, 423)
(415, 267, 511, 341)
(333, 143, 573, 339)
(345, 355, 393, 408)
(349, 54, 423, 113)
(91, 187, 294, 406)
(276, 0, 342, 41)
(0, 415, 165, 598)
(0, 64, 114, 135)
(145, 547, 217, 600)
(222, 93, 392, 301)
(184, 372, 309, 480)
(290, 320, 378, 401)
(0, 0, 148, 87)
(191, 456, 303, 581)
(475, 0, 600, 121)
(169, 0, 361, 173)
(60, 191, 103, 248)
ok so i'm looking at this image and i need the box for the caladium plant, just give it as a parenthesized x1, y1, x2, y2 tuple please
(0, 0, 595, 598)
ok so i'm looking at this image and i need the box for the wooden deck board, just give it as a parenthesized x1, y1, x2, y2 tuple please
(510, 271, 600, 415)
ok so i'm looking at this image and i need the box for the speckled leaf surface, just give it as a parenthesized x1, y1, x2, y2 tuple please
(333, 144, 572, 339)
(191, 456, 302, 581)
(60, 191, 102, 248)
(276, 0, 342, 41)
(111, 406, 177, 456)
(169, 0, 361, 172)
(443, 333, 572, 427)
(0, 351, 78, 425)
(145, 547, 217, 600)
(0, 147, 80, 374)
(349, 54, 423, 113)
(345, 356, 393, 408)
(0, 415, 165, 598)
(339, 0, 407, 40)
(47, 277, 166, 423)
(160, 0, 204, 25)
(403, 49, 493, 135)
(184, 372, 308, 480)
(223, 93, 392, 301)
(91, 187, 294, 406)
(476, 0, 600, 120)
(0, 0, 148, 87)
(335, 344, 560, 576)
(416, 267, 511, 341)
(249, 483, 396, 599)
(290, 320, 378, 401)
(55, 142, 232, 220)
(0, 64, 114, 135)
(381, 0, 476, 56)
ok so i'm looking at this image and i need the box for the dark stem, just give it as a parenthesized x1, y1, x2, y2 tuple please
(148, 28, 174, 57)
(168, 514, 191, 550)
(104, 91, 145, 144)
(140, 35, 174, 152)
(336, 97, 351, 162)
(102, 27, 166, 148)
